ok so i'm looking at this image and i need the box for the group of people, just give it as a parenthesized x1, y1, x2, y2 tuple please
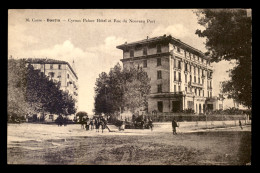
(81, 117, 108, 133)
(132, 114, 154, 130)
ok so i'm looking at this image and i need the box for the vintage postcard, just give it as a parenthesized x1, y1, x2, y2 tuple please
(7, 9, 251, 165)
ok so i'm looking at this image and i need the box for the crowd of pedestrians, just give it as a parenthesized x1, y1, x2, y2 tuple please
(81, 116, 108, 133)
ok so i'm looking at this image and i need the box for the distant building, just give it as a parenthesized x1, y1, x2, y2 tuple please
(25, 58, 78, 121)
(117, 35, 222, 114)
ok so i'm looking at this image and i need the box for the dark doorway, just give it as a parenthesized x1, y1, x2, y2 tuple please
(199, 104, 201, 114)
(207, 104, 213, 111)
(158, 101, 163, 112)
(172, 101, 181, 112)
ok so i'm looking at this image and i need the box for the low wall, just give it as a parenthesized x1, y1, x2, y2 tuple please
(149, 114, 247, 122)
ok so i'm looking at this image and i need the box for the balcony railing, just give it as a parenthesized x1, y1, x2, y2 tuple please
(188, 82, 204, 88)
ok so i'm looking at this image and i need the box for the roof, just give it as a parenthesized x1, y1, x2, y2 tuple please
(25, 58, 78, 79)
(116, 34, 207, 58)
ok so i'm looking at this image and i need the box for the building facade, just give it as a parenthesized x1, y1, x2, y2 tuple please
(117, 35, 222, 114)
(25, 58, 78, 121)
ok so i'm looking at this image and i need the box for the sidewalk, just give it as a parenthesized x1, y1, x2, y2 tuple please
(152, 120, 251, 133)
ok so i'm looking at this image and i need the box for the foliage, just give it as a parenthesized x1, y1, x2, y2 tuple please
(195, 9, 252, 108)
(94, 63, 151, 115)
(75, 111, 88, 123)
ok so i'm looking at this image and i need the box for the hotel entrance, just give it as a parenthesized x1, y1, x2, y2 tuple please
(172, 101, 181, 112)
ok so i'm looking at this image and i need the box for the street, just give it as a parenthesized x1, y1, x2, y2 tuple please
(7, 122, 251, 165)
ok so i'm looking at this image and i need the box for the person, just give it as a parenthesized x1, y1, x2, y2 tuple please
(148, 117, 153, 131)
(90, 119, 94, 130)
(172, 118, 179, 135)
(85, 118, 90, 130)
(95, 118, 100, 132)
(119, 120, 125, 131)
(239, 119, 243, 130)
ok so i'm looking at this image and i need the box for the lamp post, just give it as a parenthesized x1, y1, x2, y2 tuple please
(104, 84, 108, 121)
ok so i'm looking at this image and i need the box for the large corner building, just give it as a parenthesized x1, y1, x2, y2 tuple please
(117, 35, 222, 114)
(25, 58, 78, 120)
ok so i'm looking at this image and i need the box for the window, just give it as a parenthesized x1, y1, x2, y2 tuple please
(143, 47, 147, 55)
(67, 74, 70, 79)
(189, 53, 191, 59)
(50, 64, 53, 69)
(174, 85, 176, 92)
(208, 91, 209, 97)
(157, 58, 161, 66)
(185, 63, 188, 71)
(185, 87, 187, 92)
(202, 79, 204, 84)
(203, 90, 204, 97)
(48, 72, 54, 78)
(198, 68, 200, 75)
(178, 61, 181, 69)
(190, 75, 192, 82)
(158, 101, 163, 112)
(174, 59, 176, 68)
(184, 51, 186, 57)
(195, 89, 197, 95)
(199, 90, 201, 96)
(130, 50, 134, 57)
(58, 64, 61, 69)
(198, 78, 200, 84)
(143, 60, 147, 68)
(194, 67, 196, 74)
(185, 74, 187, 83)
(157, 70, 162, 79)
(178, 72, 181, 82)
(158, 84, 162, 93)
(194, 76, 196, 83)
(174, 71, 176, 81)
(157, 44, 161, 53)
(178, 85, 181, 92)
(202, 59, 204, 63)
(188, 101, 194, 109)
(177, 47, 180, 52)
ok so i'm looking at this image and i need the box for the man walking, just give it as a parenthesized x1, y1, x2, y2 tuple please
(172, 118, 178, 135)
(239, 119, 243, 130)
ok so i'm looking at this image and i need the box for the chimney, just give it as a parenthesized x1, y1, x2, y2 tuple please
(147, 36, 149, 39)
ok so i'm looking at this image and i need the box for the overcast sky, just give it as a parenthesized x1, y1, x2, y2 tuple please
(8, 9, 236, 114)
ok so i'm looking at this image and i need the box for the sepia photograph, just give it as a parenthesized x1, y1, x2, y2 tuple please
(7, 9, 252, 165)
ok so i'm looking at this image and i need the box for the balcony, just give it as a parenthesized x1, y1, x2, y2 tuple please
(188, 81, 204, 88)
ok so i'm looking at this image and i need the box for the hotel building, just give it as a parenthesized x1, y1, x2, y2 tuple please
(117, 35, 222, 114)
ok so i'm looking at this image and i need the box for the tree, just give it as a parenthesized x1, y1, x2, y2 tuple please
(195, 9, 252, 108)
(75, 111, 88, 123)
(8, 59, 31, 121)
(94, 63, 151, 115)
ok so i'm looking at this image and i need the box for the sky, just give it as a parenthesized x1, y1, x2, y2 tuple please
(8, 9, 238, 114)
